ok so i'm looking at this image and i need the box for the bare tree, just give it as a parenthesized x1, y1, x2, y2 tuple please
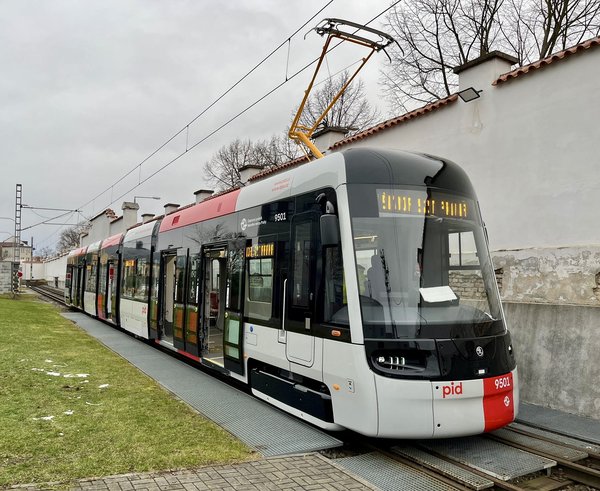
(203, 71, 379, 189)
(297, 71, 380, 134)
(56, 222, 89, 253)
(204, 139, 258, 190)
(253, 133, 302, 168)
(381, 0, 504, 112)
(511, 0, 600, 59)
(381, 0, 600, 111)
(36, 246, 55, 259)
(204, 134, 302, 191)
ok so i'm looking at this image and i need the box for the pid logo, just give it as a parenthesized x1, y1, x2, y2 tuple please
(441, 382, 463, 398)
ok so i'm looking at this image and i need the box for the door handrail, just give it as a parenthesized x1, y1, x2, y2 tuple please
(282, 278, 288, 332)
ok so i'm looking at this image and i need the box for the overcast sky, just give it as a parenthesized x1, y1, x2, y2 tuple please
(0, 0, 396, 253)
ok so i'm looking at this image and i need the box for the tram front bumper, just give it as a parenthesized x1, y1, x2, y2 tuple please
(375, 368, 519, 439)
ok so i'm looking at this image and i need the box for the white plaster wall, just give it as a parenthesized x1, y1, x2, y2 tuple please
(343, 49, 600, 252)
(27, 254, 69, 287)
(21, 262, 45, 281)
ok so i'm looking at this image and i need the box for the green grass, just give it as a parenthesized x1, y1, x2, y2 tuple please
(0, 296, 254, 486)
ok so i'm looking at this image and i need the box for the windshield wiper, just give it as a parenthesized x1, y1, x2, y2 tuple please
(379, 249, 398, 338)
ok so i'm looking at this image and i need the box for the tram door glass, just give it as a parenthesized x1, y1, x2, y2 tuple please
(160, 253, 176, 345)
(76, 265, 83, 308)
(224, 242, 245, 375)
(201, 247, 227, 366)
(66, 265, 73, 303)
(149, 252, 160, 336)
(173, 255, 187, 350)
(106, 260, 115, 317)
(286, 212, 318, 366)
(98, 258, 108, 318)
(185, 254, 200, 356)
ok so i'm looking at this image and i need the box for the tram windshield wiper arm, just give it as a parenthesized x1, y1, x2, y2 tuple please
(379, 249, 398, 338)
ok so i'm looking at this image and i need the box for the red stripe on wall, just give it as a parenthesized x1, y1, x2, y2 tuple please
(483, 372, 514, 432)
(159, 188, 241, 232)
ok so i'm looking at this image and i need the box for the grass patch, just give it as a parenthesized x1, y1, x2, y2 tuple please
(0, 297, 254, 486)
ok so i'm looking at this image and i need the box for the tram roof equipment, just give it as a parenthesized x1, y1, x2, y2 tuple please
(288, 18, 395, 160)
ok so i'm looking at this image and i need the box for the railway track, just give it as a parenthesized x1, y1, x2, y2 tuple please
(28, 283, 67, 305)
(28, 284, 599, 490)
(336, 423, 600, 491)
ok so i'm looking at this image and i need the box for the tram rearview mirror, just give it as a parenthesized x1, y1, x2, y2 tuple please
(320, 214, 340, 246)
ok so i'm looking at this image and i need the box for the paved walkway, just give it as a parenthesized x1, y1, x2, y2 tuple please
(10, 454, 375, 491)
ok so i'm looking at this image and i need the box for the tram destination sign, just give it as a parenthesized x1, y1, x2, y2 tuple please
(376, 189, 474, 220)
(245, 242, 275, 258)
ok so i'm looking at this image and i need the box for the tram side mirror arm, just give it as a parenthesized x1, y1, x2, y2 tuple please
(320, 214, 340, 247)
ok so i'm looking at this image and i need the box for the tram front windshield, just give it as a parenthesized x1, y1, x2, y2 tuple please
(348, 186, 504, 340)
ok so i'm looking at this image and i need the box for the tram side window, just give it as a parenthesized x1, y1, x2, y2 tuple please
(227, 247, 244, 312)
(323, 246, 348, 325)
(85, 263, 97, 293)
(98, 260, 107, 294)
(174, 256, 186, 304)
(122, 258, 150, 301)
(245, 257, 273, 320)
(292, 221, 312, 307)
(188, 255, 200, 305)
(448, 231, 479, 267)
(448, 230, 488, 303)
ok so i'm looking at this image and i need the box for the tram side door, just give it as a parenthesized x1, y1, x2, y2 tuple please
(106, 260, 115, 318)
(159, 252, 176, 345)
(285, 212, 318, 367)
(200, 245, 227, 366)
(223, 241, 245, 375)
(66, 265, 73, 303)
(200, 241, 245, 374)
(75, 265, 83, 308)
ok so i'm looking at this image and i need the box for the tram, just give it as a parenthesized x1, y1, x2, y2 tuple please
(65, 147, 518, 438)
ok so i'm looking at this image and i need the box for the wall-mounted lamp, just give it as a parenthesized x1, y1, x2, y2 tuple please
(457, 87, 482, 103)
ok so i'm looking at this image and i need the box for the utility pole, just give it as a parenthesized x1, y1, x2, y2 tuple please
(30, 235, 34, 280)
(13, 184, 22, 294)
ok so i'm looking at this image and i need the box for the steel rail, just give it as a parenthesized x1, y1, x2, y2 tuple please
(486, 432, 600, 489)
(363, 443, 470, 491)
(29, 284, 67, 306)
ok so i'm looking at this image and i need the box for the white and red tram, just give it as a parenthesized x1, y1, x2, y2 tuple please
(65, 147, 518, 438)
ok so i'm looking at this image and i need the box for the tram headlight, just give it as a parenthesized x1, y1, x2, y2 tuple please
(376, 355, 405, 367)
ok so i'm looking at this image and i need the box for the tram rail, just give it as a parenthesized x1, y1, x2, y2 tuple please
(357, 423, 600, 490)
(28, 283, 67, 305)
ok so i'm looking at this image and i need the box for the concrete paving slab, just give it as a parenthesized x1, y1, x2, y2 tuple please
(518, 402, 600, 445)
(421, 436, 556, 481)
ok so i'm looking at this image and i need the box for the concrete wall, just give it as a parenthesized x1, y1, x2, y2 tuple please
(505, 302, 600, 418)
(493, 246, 600, 306)
(0, 261, 12, 294)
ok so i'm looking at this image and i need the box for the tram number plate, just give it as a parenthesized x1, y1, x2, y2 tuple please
(494, 376, 511, 390)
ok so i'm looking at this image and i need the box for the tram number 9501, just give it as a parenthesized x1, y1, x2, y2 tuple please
(274, 212, 287, 222)
(494, 376, 511, 390)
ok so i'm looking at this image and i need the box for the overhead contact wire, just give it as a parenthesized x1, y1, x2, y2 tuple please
(104, 1, 401, 209)
(77, 0, 335, 212)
